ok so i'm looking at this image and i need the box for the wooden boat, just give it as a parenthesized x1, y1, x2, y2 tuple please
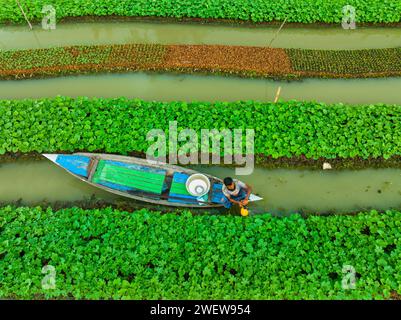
(43, 153, 263, 208)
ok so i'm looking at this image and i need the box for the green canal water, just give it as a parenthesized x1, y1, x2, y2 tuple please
(1, 21, 400, 50)
(3, 159, 401, 215)
(0, 73, 400, 104)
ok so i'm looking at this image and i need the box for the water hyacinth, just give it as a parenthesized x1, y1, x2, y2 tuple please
(2, 97, 401, 159)
(0, 206, 400, 299)
(1, 0, 401, 24)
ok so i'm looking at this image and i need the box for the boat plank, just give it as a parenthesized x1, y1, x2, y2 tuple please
(87, 157, 99, 182)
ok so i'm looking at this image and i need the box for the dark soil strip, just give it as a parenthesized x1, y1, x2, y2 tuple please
(2, 15, 401, 28)
(3, 151, 401, 170)
(2, 197, 218, 215)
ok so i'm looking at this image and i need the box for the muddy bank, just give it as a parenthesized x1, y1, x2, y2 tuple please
(3, 15, 401, 28)
(2, 198, 220, 215)
(2, 151, 401, 170)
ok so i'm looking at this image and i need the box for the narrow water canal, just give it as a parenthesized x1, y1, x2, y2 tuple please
(3, 159, 401, 215)
(1, 21, 400, 50)
(1, 73, 400, 104)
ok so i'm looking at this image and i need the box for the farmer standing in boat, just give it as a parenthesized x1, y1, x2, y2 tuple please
(222, 177, 252, 212)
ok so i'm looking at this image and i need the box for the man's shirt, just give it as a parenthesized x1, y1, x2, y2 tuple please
(222, 179, 247, 198)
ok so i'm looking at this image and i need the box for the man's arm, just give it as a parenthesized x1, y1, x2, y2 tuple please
(245, 183, 252, 199)
(241, 183, 252, 205)
(230, 198, 241, 205)
(223, 188, 240, 205)
(226, 194, 241, 205)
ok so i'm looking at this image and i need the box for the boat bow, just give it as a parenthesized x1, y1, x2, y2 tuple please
(42, 153, 59, 163)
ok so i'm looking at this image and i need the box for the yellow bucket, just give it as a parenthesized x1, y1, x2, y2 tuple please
(240, 207, 249, 217)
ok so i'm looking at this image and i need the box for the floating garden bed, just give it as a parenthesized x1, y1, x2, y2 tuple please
(1, 44, 400, 80)
(1, 206, 400, 299)
(1, 0, 401, 24)
(3, 96, 401, 161)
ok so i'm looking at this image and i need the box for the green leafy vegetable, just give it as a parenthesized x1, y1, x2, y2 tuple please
(0, 206, 400, 299)
(2, 97, 401, 160)
(1, 0, 400, 24)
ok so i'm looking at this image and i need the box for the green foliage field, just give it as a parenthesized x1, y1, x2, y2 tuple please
(3, 96, 401, 159)
(1, 0, 400, 24)
(1, 206, 400, 299)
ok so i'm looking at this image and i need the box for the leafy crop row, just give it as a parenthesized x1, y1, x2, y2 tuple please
(0, 44, 167, 80)
(3, 96, 401, 159)
(1, 44, 400, 80)
(1, 0, 401, 24)
(286, 48, 401, 78)
(1, 206, 400, 299)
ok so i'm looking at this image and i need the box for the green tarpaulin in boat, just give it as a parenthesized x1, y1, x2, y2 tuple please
(170, 180, 192, 196)
(92, 160, 166, 194)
